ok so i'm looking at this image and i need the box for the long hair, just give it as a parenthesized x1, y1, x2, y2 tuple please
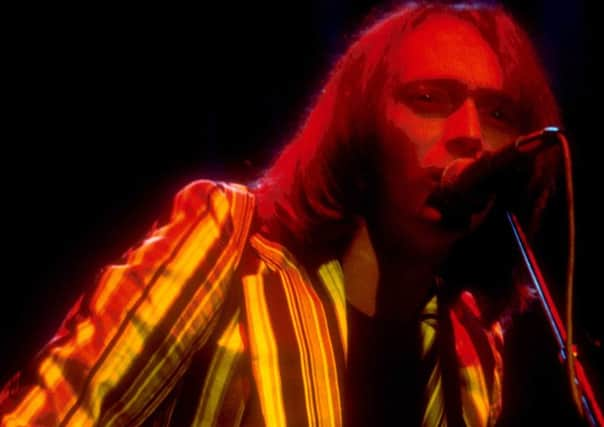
(253, 2, 562, 322)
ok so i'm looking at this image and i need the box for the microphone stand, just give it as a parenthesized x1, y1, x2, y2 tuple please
(505, 211, 603, 426)
(432, 126, 602, 423)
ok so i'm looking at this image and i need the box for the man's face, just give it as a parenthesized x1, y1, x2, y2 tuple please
(373, 13, 525, 256)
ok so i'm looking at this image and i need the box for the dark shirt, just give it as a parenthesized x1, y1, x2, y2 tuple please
(344, 303, 426, 426)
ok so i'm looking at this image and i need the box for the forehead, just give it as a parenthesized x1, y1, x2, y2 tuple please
(390, 13, 503, 89)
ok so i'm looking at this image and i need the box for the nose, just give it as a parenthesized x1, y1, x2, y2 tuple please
(441, 98, 483, 159)
(444, 136, 482, 158)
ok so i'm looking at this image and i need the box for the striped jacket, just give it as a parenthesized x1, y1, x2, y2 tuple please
(0, 180, 503, 426)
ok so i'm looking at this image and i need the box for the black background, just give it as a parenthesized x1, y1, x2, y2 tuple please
(1, 1, 601, 425)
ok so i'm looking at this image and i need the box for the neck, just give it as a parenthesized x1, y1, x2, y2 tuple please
(374, 253, 437, 324)
(342, 220, 442, 323)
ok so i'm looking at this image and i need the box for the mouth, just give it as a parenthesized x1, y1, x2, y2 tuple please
(419, 204, 444, 222)
(425, 166, 445, 183)
(421, 167, 474, 229)
(423, 166, 445, 212)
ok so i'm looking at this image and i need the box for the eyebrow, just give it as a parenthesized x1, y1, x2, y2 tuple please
(397, 78, 518, 98)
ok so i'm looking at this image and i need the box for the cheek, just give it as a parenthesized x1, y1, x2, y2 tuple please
(375, 105, 438, 216)
(482, 127, 518, 152)
(383, 100, 443, 166)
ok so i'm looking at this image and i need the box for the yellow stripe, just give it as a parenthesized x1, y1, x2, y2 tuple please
(105, 185, 255, 425)
(4, 386, 47, 427)
(93, 265, 129, 313)
(423, 361, 446, 427)
(489, 325, 503, 422)
(39, 358, 66, 391)
(109, 254, 239, 424)
(103, 190, 252, 425)
(194, 309, 244, 427)
(459, 366, 489, 427)
(450, 309, 489, 427)
(420, 321, 437, 359)
(252, 234, 341, 426)
(4, 182, 254, 427)
(419, 296, 438, 359)
(421, 295, 445, 427)
(280, 270, 318, 425)
(242, 262, 287, 427)
(289, 271, 341, 426)
(317, 260, 348, 357)
(68, 189, 230, 426)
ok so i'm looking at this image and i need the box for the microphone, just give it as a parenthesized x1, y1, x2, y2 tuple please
(427, 126, 561, 227)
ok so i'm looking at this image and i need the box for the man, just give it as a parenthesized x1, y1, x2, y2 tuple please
(1, 3, 562, 426)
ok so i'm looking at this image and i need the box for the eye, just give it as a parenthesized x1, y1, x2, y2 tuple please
(481, 106, 516, 131)
(416, 92, 433, 102)
(397, 84, 454, 116)
(490, 109, 506, 121)
(411, 87, 449, 104)
(477, 92, 526, 133)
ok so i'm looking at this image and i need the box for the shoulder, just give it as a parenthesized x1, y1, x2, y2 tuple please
(172, 179, 255, 221)
(125, 179, 256, 268)
(174, 179, 256, 263)
(168, 180, 256, 242)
